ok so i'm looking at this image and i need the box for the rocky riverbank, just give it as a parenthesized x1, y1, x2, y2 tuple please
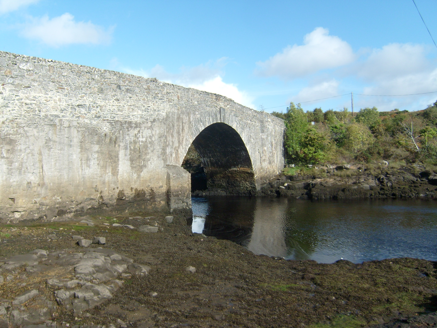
(0, 211, 436, 327)
(259, 163, 437, 200)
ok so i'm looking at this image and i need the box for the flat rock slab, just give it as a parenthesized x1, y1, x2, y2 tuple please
(0, 247, 147, 326)
(139, 225, 159, 233)
(13, 290, 39, 305)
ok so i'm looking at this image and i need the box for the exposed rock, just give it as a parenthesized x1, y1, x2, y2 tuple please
(165, 216, 174, 223)
(138, 225, 159, 233)
(0, 247, 146, 325)
(77, 239, 92, 247)
(93, 237, 106, 245)
(128, 263, 151, 276)
(13, 289, 39, 305)
(80, 219, 94, 226)
(186, 266, 196, 274)
(3, 254, 39, 270)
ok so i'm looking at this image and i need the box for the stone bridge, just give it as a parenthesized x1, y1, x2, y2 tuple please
(0, 51, 285, 221)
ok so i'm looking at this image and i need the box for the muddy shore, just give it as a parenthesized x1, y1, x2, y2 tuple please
(0, 208, 436, 328)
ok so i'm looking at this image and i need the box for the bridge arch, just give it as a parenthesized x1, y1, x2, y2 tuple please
(181, 123, 256, 195)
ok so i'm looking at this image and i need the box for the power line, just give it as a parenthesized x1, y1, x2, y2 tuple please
(357, 90, 437, 97)
(299, 93, 350, 104)
(412, 0, 437, 49)
(262, 90, 437, 111)
(263, 93, 350, 110)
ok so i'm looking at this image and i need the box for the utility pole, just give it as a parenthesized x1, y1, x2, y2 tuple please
(351, 92, 354, 117)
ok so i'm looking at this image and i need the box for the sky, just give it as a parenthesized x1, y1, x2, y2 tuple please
(1, 0, 437, 114)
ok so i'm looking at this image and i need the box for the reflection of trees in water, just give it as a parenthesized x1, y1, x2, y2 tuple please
(284, 203, 320, 260)
(194, 197, 437, 262)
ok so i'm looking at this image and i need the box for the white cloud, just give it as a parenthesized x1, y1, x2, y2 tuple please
(291, 80, 339, 103)
(256, 27, 355, 80)
(21, 13, 114, 47)
(122, 61, 255, 108)
(357, 43, 432, 81)
(190, 76, 254, 108)
(0, 0, 39, 14)
(362, 69, 437, 96)
(354, 43, 437, 110)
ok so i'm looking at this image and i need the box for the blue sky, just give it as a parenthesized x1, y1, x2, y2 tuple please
(1, 0, 437, 113)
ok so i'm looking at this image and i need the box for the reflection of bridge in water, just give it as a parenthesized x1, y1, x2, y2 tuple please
(192, 197, 290, 258)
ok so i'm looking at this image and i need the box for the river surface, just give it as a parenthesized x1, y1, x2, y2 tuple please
(191, 196, 437, 264)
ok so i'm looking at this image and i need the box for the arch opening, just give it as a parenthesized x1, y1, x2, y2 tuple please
(182, 123, 256, 196)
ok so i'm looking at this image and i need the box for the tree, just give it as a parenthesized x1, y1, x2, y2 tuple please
(344, 123, 374, 154)
(284, 102, 309, 163)
(330, 123, 347, 147)
(355, 107, 381, 131)
(313, 108, 324, 123)
(271, 111, 286, 120)
(324, 110, 339, 125)
(420, 126, 437, 147)
(335, 108, 351, 123)
(300, 128, 328, 164)
(423, 104, 437, 124)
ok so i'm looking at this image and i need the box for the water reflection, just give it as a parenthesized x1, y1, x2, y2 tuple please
(192, 197, 437, 263)
(247, 198, 288, 257)
(192, 217, 206, 234)
(191, 197, 209, 234)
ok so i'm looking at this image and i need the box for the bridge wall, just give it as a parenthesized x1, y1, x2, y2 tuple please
(0, 51, 285, 221)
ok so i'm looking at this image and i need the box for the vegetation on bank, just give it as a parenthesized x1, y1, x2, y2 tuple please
(271, 100, 437, 167)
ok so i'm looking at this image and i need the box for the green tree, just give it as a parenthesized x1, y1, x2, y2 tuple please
(383, 113, 407, 136)
(330, 123, 347, 147)
(335, 108, 351, 123)
(271, 111, 286, 120)
(313, 108, 324, 123)
(355, 107, 381, 131)
(284, 102, 309, 163)
(300, 128, 327, 164)
(324, 110, 339, 125)
(344, 123, 374, 154)
(423, 104, 437, 124)
(420, 126, 437, 147)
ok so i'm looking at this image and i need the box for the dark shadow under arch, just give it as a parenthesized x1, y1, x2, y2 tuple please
(182, 123, 256, 195)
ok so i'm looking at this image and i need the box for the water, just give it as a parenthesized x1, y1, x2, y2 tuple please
(191, 196, 437, 264)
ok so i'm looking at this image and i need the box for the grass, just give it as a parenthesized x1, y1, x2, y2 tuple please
(372, 292, 423, 314)
(283, 167, 299, 176)
(71, 225, 94, 231)
(309, 315, 366, 328)
(0, 232, 11, 238)
(283, 166, 328, 177)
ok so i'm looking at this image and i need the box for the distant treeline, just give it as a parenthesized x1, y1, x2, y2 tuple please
(271, 100, 437, 165)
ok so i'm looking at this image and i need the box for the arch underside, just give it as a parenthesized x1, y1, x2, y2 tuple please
(182, 123, 256, 195)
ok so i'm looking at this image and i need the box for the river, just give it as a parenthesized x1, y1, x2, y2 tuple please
(191, 196, 437, 264)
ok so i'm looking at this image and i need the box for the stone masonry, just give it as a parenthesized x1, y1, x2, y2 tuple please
(0, 51, 285, 221)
